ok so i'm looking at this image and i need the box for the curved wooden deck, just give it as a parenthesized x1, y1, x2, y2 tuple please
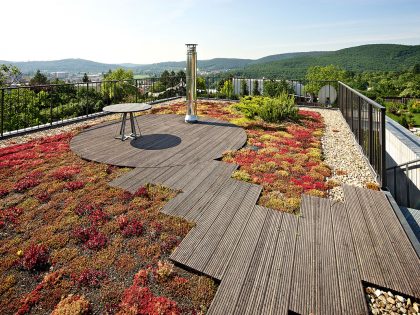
(70, 113, 420, 315)
(70, 114, 247, 168)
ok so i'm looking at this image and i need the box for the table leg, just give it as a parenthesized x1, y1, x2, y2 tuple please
(129, 113, 136, 138)
(115, 113, 128, 141)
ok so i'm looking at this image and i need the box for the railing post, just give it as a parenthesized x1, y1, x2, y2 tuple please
(406, 164, 409, 205)
(380, 107, 387, 189)
(86, 82, 89, 117)
(135, 79, 138, 103)
(1, 89, 4, 137)
(358, 97, 362, 145)
(368, 103, 373, 164)
(50, 88, 53, 126)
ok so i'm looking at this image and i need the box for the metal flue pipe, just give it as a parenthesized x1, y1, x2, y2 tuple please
(185, 44, 198, 123)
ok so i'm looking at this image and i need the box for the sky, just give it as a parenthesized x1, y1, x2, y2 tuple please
(1, 0, 419, 64)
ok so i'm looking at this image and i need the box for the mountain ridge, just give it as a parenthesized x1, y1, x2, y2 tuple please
(1, 44, 419, 76)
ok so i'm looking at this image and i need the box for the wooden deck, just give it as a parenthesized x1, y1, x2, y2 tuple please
(71, 114, 420, 315)
(70, 114, 247, 167)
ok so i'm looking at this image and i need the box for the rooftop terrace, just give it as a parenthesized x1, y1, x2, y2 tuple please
(0, 81, 419, 314)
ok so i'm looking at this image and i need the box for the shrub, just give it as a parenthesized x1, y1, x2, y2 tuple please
(73, 269, 106, 288)
(64, 181, 85, 191)
(134, 186, 149, 199)
(18, 244, 50, 271)
(365, 182, 380, 191)
(409, 100, 420, 113)
(52, 166, 81, 180)
(258, 93, 298, 123)
(51, 295, 90, 315)
(121, 219, 143, 237)
(118, 285, 180, 315)
(36, 191, 51, 203)
(385, 101, 402, 115)
(72, 226, 108, 250)
(14, 178, 40, 192)
(0, 206, 23, 227)
(156, 260, 174, 281)
(232, 170, 252, 182)
(233, 96, 262, 119)
(263, 79, 294, 97)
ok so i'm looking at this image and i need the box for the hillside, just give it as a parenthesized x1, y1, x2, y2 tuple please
(0, 58, 123, 74)
(2, 44, 419, 77)
(236, 44, 420, 78)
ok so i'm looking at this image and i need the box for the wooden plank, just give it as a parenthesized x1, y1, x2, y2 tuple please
(356, 187, 413, 294)
(331, 201, 369, 315)
(261, 212, 299, 315)
(343, 185, 385, 286)
(109, 167, 157, 190)
(170, 163, 238, 218)
(315, 197, 342, 314)
(162, 163, 226, 215)
(369, 189, 420, 297)
(189, 183, 260, 277)
(289, 195, 316, 314)
(169, 180, 240, 265)
(173, 183, 251, 272)
(207, 206, 267, 315)
(203, 185, 262, 279)
(234, 208, 283, 315)
(182, 166, 239, 221)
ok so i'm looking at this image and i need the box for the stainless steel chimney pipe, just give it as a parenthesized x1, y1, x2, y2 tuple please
(185, 44, 198, 123)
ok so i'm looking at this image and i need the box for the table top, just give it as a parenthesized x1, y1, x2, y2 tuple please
(103, 103, 152, 113)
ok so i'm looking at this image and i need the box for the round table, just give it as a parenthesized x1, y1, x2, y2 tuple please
(103, 103, 152, 141)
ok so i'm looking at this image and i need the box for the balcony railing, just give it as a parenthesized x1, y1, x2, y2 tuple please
(0, 78, 185, 138)
(338, 81, 387, 188)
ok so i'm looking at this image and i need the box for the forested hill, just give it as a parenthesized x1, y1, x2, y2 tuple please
(235, 44, 420, 78)
(1, 44, 419, 76)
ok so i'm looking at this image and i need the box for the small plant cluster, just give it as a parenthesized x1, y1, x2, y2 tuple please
(17, 244, 50, 271)
(234, 95, 298, 123)
(384, 99, 419, 128)
(0, 132, 214, 314)
(72, 268, 107, 288)
(51, 294, 91, 315)
(118, 261, 217, 314)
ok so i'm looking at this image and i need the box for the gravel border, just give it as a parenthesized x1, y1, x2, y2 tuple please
(300, 107, 378, 201)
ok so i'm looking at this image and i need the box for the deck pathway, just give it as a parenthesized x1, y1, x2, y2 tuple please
(71, 114, 420, 315)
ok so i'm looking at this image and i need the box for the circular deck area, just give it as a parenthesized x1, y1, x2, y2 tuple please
(70, 114, 247, 168)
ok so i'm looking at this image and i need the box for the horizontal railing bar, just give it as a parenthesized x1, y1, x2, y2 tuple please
(386, 158, 420, 171)
(338, 81, 385, 110)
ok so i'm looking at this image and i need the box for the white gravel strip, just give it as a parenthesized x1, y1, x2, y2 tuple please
(301, 107, 378, 201)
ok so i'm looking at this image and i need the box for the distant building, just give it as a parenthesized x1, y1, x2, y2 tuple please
(50, 72, 69, 79)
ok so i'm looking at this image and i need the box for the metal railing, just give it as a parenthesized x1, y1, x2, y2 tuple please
(196, 77, 338, 106)
(338, 81, 387, 188)
(386, 158, 420, 208)
(0, 77, 185, 138)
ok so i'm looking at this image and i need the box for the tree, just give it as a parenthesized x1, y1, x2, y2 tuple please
(176, 70, 186, 84)
(263, 80, 294, 97)
(252, 80, 260, 96)
(30, 70, 49, 86)
(101, 68, 135, 103)
(220, 80, 234, 98)
(197, 77, 206, 91)
(82, 73, 90, 83)
(305, 65, 347, 95)
(412, 64, 420, 75)
(0, 64, 21, 87)
(240, 80, 249, 96)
